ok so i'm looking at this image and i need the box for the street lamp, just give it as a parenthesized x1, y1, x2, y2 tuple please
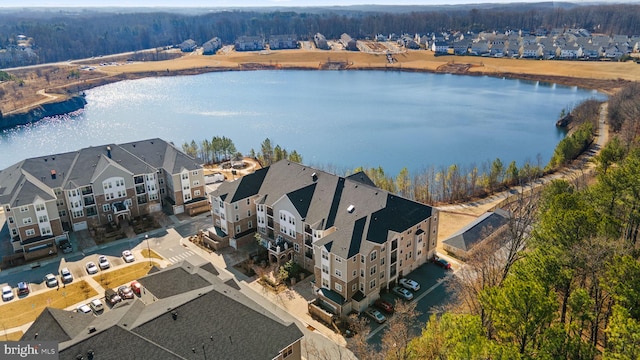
(145, 234, 151, 267)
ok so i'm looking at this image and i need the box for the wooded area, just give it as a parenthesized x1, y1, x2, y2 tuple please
(1, 3, 639, 67)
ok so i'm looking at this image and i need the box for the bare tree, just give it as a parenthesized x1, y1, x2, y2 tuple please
(380, 300, 420, 360)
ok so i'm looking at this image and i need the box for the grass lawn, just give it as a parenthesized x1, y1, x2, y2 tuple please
(93, 261, 161, 289)
(140, 249, 163, 260)
(3, 331, 23, 341)
(0, 280, 97, 329)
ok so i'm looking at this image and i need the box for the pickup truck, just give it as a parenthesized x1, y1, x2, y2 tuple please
(58, 239, 73, 254)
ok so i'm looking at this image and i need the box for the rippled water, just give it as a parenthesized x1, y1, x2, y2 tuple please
(0, 70, 603, 174)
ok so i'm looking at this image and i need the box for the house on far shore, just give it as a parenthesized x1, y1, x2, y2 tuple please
(202, 37, 222, 55)
(314, 33, 330, 50)
(442, 209, 510, 260)
(21, 260, 304, 360)
(269, 35, 298, 50)
(235, 36, 265, 51)
(340, 33, 358, 51)
(179, 39, 197, 52)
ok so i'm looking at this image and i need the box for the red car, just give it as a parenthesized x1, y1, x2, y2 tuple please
(130, 280, 142, 296)
(374, 298, 394, 314)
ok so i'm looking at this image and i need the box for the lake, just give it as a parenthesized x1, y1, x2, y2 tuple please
(0, 70, 603, 175)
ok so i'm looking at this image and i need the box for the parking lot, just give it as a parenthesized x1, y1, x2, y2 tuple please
(363, 262, 455, 345)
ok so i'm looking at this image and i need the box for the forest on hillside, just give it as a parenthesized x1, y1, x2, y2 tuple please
(0, 3, 639, 66)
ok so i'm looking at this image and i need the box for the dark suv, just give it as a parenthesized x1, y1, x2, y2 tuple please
(58, 240, 72, 254)
(105, 288, 122, 305)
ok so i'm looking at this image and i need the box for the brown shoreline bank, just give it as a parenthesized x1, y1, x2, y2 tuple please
(2, 49, 636, 122)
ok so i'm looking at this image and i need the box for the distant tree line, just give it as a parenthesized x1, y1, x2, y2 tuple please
(0, 3, 639, 66)
(182, 136, 302, 166)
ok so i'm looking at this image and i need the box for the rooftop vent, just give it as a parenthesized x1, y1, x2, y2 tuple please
(172, 311, 178, 320)
(347, 205, 355, 213)
(311, 172, 318, 181)
(88, 326, 96, 334)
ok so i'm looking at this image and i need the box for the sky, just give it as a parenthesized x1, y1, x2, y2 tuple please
(2, 0, 633, 7)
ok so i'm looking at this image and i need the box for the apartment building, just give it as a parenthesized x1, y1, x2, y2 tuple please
(0, 138, 207, 260)
(209, 160, 438, 316)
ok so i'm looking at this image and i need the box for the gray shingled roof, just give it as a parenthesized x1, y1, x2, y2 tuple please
(23, 261, 303, 360)
(442, 209, 509, 253)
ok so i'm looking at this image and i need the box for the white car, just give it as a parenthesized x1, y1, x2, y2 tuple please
(86, 261, 99, 275)
(365, 307, 387, 324)
(61, 268, 73, 283)
(44, 273, 58, 288)
(399, 278, 420, 292)
(89, 298, 104, 313)
(392, 286, 414, 301)
(98, 255, 110, 270)
(2, 286, 13, 301)
(122, 250, 135, 263)
(77, 304, 92, 314)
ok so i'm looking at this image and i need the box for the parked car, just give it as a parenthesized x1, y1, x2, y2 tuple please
(61, 268, 73, 283)
(105, 288, 122, 305)
(399, 278, 420, 291)
(392, 286, 413, 301)
(130, 280, 142, 296)
(434, 257, 452, 270)
(2, 286, 14, 301)
(58, 239, 73, 254)
(364, 307, 387, 324)
(118, 285, 134, 300)
(89, 299, 104, 313)
(44, 273, 58, 288)
(86, 262, 99, 275)
(122, 250, 135, 263)
(98, 255, 110, 270)
(77, 304, 92, 314)
(374, 298, 394, 314)
(17, 282, 30, 296)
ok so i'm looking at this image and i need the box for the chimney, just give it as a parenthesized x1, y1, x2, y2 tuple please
(311, 172, 318, 181)
(106, 146, 112, 159)
(51, 170, 57, 180)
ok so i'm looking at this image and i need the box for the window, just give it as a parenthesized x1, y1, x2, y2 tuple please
(193, 180, 200, 186)
(360, 269, 364, 278)
(360, 283, 364, 292)
(42, 227, 51, 235)
(58, 210, 66, 217)
(352, 270, 356, 277)
(23, 217, 32, 225)
(192, 170, 198, 176)
(38, 215, 48, 223)
(246, 199, 250, 205)
(380, 271, 385, 279)
(11, 229, 18, 236)
(73, 210, 83, 218)
(335, 256, 342, 263)
(247, 210, 251, 217)
(182, 173, 188, 180)
(322, 278, 329, 288)
(294, 243, 300, 252)
(361, 255, 365, 263)
(35, 203, 45, 212)
(194, 190, 201, 197)
(381, 257, 385, 265)
(282, 346, 293, 359)
(322, 265, 329, 274)
(370, 279, 376, 290)
(103, 204, 110, 212)
(159, 178, 164, 184)
(248, 220, 253, 229)
(25, 229, 36, 236)
(235, 225, 241, 234)
(352, 283, 357, 291)
(322, 251, 329, 260)
(370, 266, 377, 276)
(20, 206, 28, 213)
(234, 203, 238, 210)
(370, 251, 377, 262)
(335, 283, 343, 292)
(335, 269, 342, 277)
(184, 193, 192, 201)
(8, 217, 13, 224)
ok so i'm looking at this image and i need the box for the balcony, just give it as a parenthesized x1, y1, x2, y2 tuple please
(305, 250, 313, 259)
(83, 196, 95, 206)
(81, 186, 93, 195)
(267, 218, 274, 229)
(135, 184, 146, 195)
(266, 207, 273, 216)
(305, 224, 312, 234)
(304, 235, 313, 247)
(134, 176, 144, 184)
